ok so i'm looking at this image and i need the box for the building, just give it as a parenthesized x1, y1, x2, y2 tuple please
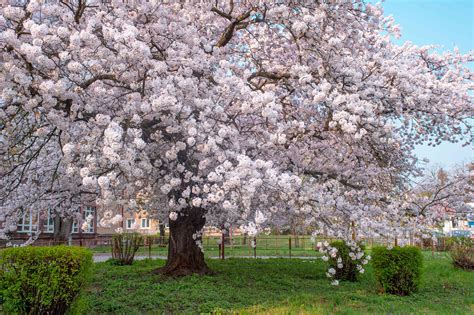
(5, 206, 163, 246)
(440, 205, 474, 238)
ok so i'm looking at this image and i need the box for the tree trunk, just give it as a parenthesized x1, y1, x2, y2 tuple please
(53, 216, 73, 244)
(153, 207, 212, 276)
(158, 222, 166, 245)
(222, 228, 231, 245)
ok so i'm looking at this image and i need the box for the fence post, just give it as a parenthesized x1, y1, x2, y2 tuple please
(289, 236, 292, 258)
(148, 238, 151, 259)
(111, 237, 114, 259)
(276, 235, 279, 256)
(253, 237, 257, 258)
(221, 233, 225, 260)
(432, 238, 435, 257)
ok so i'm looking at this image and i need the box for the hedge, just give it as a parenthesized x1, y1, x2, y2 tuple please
(0, 246, 93, 314)
(372, 246, 423, 296)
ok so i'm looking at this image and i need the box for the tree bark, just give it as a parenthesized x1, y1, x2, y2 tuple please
(153, 207, 213, 276)
(222, 228, 231, 245)
(53, 216, 73, 244)
(158, 222, 166, 245)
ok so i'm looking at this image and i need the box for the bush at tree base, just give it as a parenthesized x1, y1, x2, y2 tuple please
(112, 232, 143, 265)
(372, 246, 423, 296)
(328, 241, 367, 282)
(447, 237, 474, 270)
(0, 246, 92, 314)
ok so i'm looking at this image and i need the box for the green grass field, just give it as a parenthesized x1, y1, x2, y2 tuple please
(79, 252, 473, 314)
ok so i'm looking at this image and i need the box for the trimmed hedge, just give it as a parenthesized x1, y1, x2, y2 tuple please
(0, 246, 92, 314)
(372, 246, 423, 296)
(329, 241, 365, 282)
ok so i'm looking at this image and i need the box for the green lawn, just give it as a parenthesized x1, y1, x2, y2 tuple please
(79, 252, 473, 314)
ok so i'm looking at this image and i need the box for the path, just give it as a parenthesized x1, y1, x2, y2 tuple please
(93, 253, 320, 263)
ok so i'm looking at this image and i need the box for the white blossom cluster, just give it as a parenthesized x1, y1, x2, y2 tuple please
(317, 240, 370, 286)
(0, 1, 472, 245)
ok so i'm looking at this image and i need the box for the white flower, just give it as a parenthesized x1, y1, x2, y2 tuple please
(322, 256, 329, 262)
(187, 137, 196, 146)
(188, 127, 197, 136)
(79, 167, 90, 178)
(62, 143, 75, 156)
(97, 176, 110, 188)
(337, 263, 343, 269)
(192, 197, 202, 207)
(169, 212, 178, 221)
(133, 138, 146, 149)
(328, 268, 336, 275)
(82, 176, 96, 187)
(255, 210, 266, 225)
(331, 280, 339, 286)
(81, 221, 89, 231)
(160, 184, 172, 194)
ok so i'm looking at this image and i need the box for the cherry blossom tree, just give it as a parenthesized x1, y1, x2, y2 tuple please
(404, 165, 473, 239)
(0, 0, 472, 275)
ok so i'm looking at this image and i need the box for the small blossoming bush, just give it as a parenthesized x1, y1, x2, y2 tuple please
(317, 240, 370, 285)
(0, 246, 92, 314)
(372, 246, 423, 296)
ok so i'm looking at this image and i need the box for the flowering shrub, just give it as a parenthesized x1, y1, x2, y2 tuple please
(317, 240, 369, 285)
(0, 246, 92, 314)
(112, 232, 143, 265)
(447, 237, 474, 270)
(372, 246, 423, 296)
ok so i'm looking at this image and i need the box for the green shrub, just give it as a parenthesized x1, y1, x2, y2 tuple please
(112, 232, 143, 265)
(0, 246, 92, 314)
(328, 241, 367, 282)
(447, 237, 474, 270)
(372, 246, 423, 296)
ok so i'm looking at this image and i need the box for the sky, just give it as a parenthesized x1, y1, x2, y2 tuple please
(379, 0, 473, 170)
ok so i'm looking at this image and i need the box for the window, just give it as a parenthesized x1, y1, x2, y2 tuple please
(83, 206, 95, 233)
(72, 221, 78, 233)
(72, 206, 96, 234)
(126, 218, 136, 230)
(17, 209, 39, 233)
(141, 218, 150, 229)
(44, 209, 54, 233)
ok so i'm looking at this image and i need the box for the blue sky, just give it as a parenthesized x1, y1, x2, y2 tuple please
(379, 0, 473, 169)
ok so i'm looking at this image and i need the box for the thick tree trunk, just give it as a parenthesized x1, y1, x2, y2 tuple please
(53, 216, 73, 243)
(153, 207, 212, 276)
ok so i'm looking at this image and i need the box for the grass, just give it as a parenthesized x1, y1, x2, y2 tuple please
(79, 252, 474, 314)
